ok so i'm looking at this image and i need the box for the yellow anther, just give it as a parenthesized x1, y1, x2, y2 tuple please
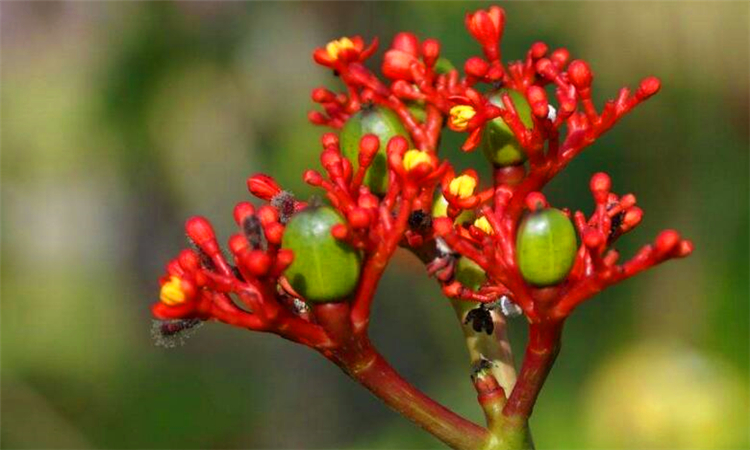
(326, 37, 356, 60)
(449, 105, 476, 131)
(448, 175, 477, 199)
(402, 149, 432, 171)
(473, 216, 494, 235)
(160, 276, 186, 306)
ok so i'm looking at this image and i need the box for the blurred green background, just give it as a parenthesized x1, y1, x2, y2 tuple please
(2, 1, 748, 448)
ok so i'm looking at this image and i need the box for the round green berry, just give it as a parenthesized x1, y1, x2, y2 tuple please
(340, 106, 413, 195)
(454, 257, 486, 290)
(281, 206, 361, 303)
(481, 88, 534, 167)
(516, 208, 577, 287)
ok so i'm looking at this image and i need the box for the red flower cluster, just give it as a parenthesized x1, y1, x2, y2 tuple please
(152, 6, 692, 448)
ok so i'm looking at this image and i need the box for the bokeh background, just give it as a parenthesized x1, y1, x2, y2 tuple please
(2, 1, 748, 448)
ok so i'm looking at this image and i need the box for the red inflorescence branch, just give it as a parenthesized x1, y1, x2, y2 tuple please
(152, 5, 692, 448)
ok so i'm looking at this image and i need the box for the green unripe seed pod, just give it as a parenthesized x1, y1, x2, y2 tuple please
(481, 89, 534, 167)
(434, 57, 456, 75)
(431, 193, 475, 225)
(281, 206, 361, 303)
(406, 102, 427, 123)
(340, 106, 413, 195)
(516, 208, 577, 287)
(454, 257, 486, 290)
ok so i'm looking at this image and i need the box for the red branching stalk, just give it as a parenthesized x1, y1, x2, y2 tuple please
(315, 303, 489, 450)
(152, 6, 693, 449)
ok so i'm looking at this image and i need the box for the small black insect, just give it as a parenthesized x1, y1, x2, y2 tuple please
(470, 357, 496, 381)
(464, 305, 494, 335)
(408, 209, 432, 232)
(187, 237, 216, 270)
(230, 264, 245, 281)
(608, 210, 625, 242)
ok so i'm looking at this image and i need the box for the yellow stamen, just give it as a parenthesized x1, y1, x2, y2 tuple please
(326, 37, 356, 60)
(448, 175, 477, 199)
(402, 149, 432, 171)
(449, 105, 476, 131)
(160, 276, 186, 306)
(474, 216, 494, 235)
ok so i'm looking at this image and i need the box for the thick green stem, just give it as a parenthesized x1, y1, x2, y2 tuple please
(451, 299, 518, 398)
(452, 300, 535, 450)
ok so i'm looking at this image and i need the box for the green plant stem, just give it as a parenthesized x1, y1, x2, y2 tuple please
(451, 299, 518, 398)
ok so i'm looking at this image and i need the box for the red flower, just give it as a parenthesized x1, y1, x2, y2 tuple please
(313, 35, 378, 68)
(448, 90, 502, 151)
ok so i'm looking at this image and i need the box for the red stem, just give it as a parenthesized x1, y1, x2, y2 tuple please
(503, 321, 564, 418)
(324, 334, 491, 450)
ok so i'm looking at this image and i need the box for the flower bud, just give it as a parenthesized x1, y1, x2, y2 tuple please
(530, 42, 548, 59)
(308, 111, 327, 125)
(464, 57, 489, 78)
(243, 250, 272, 277)
(526, 86, 549, 119)
(392, 32, 420, 55)
(525, 192, 547, 211)
(383, 49, 420, 81)
(637, 76, 661, 100)
(233, 202, 255, 227)
(655, 230, 680, 254)
(247, 174, 282, 201)
(321, 132, 339, 148)
(568, 60, 593, 89)
(311, 87, 335, 103)
(550, 48, 570, 68)
(186, 217, 217, 250)
(422, 39, 440, 67)
(304, 170, 323, 186)
(358, 134, 380, 168)
(590, 172, 611, 203)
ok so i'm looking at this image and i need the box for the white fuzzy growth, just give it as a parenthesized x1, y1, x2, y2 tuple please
(500, 296, 523, 317)
(435, 237, 454, 256)
(547, 105, 557, 122)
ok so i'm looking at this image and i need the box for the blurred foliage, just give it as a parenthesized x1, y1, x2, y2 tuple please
(1, 2, 748, 449)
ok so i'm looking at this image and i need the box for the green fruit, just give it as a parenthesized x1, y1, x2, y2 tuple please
(281, 206, 361, 303)
(340, 106, 413, 195)
(481, 88, 534, 167)
(431, 193, 475, 225)
(407, 102, 427, 123)
(454, 257, 486, 290)
(434, 57, 456, 75)
(516, 208, 577, 287)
